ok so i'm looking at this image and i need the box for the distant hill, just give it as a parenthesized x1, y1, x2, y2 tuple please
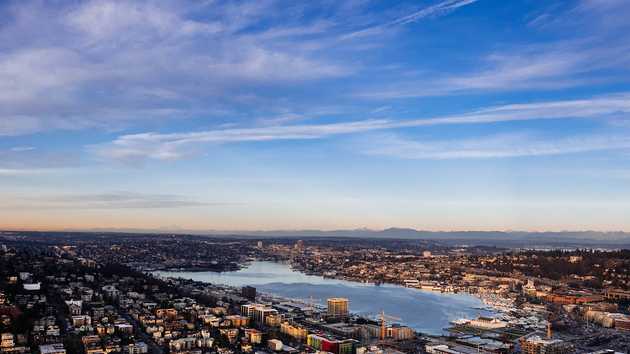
(15, 227, 628, 247)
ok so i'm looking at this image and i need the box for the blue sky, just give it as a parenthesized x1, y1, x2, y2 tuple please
(1, 0, 630, 231)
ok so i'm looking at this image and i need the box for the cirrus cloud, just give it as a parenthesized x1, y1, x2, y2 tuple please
(93, 92, 630, 162)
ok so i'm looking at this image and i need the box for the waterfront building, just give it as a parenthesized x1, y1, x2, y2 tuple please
(327, 297, 349, 319)
(520, 335, 575, 354)
(468, 317, 508, 329)
(386, 324, 415, 340)
(426, 344, 466, 354)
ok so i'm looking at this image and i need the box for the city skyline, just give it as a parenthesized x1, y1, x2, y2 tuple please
(2, 0, 630, 231)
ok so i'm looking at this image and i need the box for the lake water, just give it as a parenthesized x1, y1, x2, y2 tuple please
(154, 261, 492, 335)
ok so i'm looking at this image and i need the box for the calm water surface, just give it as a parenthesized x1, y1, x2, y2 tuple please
(154, 261, 492, 335)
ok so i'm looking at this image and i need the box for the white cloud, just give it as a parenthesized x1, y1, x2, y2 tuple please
(10, 146, 35, 152)
(0, 116, 42, 136)
(0, 147, 81, 173)
(0, 0, 353, 136)
(1, 191, 219, 209)
(355, 39, 630, 99)
(65, 1, 221, 44)
(0, 168, 58, 176)
(362, 133, 630, 159)
(354, 0, 630, 100)
(341, 0, 479, 40)
(0, 48, 93, 104)
(93, 119, 393, 162)
(93, 92, 630, 162)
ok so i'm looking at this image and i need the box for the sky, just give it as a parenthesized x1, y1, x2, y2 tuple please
(1, 0, 630, 232)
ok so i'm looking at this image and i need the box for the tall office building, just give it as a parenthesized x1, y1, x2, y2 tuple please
(242, 286, 256, 301)
(327, 298, 349, 319)
(253, 306, 278, 325)
(241, 303, 278, 326)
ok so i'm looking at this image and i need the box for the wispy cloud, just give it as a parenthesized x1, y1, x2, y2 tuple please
(354, 0, 630, 99)
(93, 120, 393, 162)
(9, 146, 35, 152)
(0, 146, 81, 176)
(0, 142, 73, 176)
(1, 0, 628, 139)
(0, 168, 60, 177)
(361, 133, 630, 159)
(341, 0, 479, 40)
(5, 192, 219, 209)
(93, 92, 630, 162)
(355, 39, 630, 99)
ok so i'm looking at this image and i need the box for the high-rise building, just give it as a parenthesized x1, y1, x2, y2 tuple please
(242, 286, 256, 301)
(240, 304, 256, 318)
(253, 306, 278, 325)
(327, 298, 349, 319)
(241, 303, 278, 326)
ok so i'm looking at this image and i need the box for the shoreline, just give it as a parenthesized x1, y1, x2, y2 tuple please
(151, 260, 504, 335)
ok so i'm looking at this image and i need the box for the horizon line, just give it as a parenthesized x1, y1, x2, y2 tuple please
(3, 227, 630, 235)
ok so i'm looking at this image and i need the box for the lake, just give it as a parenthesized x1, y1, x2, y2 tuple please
(154, 261, 492, 335)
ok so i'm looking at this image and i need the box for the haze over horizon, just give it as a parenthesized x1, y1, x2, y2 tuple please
(2, 0, 630, 232)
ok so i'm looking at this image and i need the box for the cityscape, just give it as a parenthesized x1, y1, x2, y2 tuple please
(0, 232, 629, 353)
(2, 0, 630, 353)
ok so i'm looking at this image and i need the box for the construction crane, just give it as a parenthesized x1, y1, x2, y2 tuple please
(307, 295, 321, 313)
(379, 310, 402, 340)
(292, 296, 321, 313)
